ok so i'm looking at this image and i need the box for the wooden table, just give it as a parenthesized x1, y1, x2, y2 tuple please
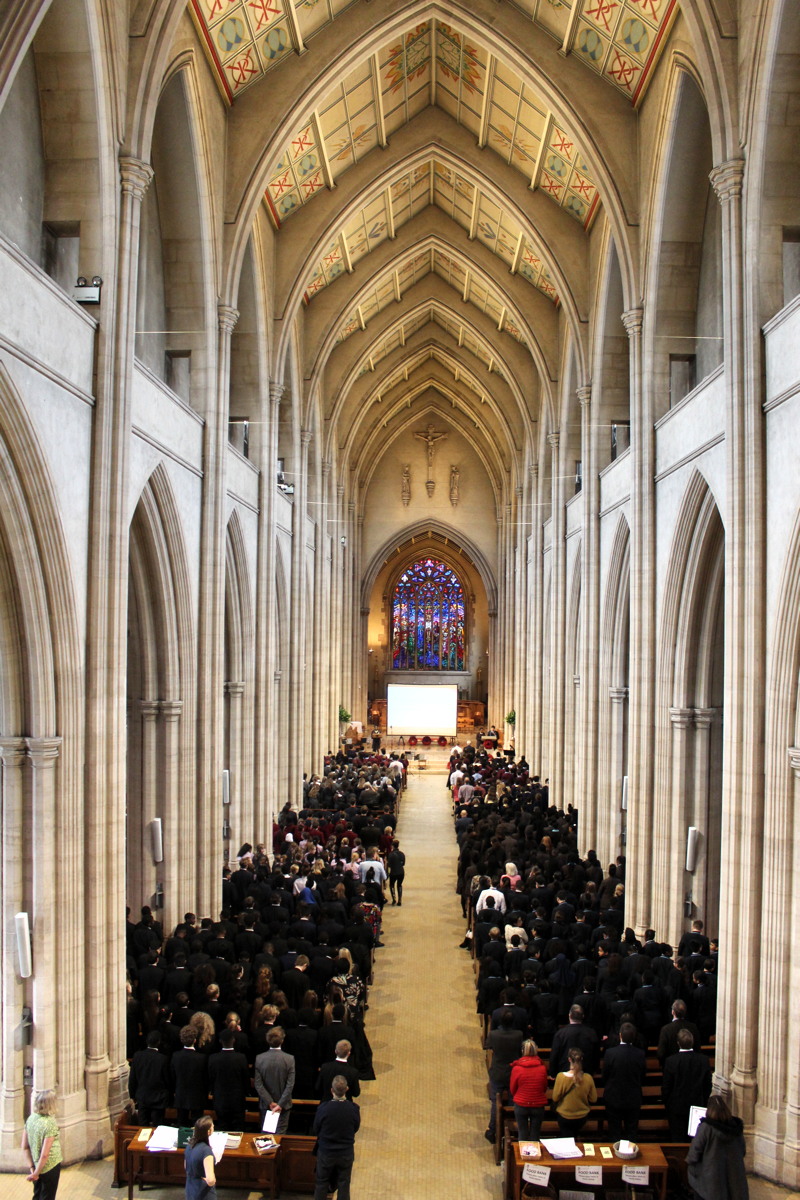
(505, 1140, 668, 1200)
(126, 1130, 281, 1200)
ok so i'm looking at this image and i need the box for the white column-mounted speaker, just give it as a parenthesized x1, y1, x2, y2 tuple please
(222, 768, 230, 806)
(15, 912, 32, 978)
(621, 775, 628, 811)
(151, 817, 163, 864)
(686, 826, 699, 873)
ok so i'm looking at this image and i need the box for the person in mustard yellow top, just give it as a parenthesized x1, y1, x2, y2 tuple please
(551, 1047, 597, 1136)
(21, 1089, 63, 1199)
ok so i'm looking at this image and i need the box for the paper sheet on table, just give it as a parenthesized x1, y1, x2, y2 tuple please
(146, 1125, 179, 1151)
(541, 1137, 583, 1158)
(262, 1109, 280, 1133)
(208, 1131, 227, 1163)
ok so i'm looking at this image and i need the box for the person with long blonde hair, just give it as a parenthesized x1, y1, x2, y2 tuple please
(551, 1048, 597, 1135)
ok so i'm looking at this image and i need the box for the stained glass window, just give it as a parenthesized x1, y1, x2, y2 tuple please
(391, 558, 465, 670)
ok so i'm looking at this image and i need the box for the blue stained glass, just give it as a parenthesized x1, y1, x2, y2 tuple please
(391, 557, 465, 670)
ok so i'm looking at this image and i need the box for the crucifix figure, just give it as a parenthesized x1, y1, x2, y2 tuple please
(415, 423, 447, 496)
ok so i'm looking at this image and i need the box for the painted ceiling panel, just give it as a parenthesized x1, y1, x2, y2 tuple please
(333, 249, 530, 360)
(192, 1, 675, 111)
(301, 148, 564, 308)
(262, 17, 607, 233)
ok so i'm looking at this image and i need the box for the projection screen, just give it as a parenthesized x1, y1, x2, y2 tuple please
(386, 684, 458, 735)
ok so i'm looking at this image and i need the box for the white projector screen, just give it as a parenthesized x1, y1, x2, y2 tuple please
(386, 684, 458, 735)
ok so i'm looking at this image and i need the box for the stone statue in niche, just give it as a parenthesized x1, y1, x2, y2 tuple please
(450, 464, 460, 507)
(415, 422, 447, 498)
(401, 464, 411, 506)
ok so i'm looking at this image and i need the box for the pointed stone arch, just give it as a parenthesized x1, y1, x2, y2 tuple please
(126, 462, 196, 927)
(652, 470, 724, 946)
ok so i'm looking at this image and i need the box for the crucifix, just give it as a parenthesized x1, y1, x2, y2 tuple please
(415, 423, 448, 497)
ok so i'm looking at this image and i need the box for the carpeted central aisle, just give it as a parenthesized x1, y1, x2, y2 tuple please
(353, 759, 498, 1199)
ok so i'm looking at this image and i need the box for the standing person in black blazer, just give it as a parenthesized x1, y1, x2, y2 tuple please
(129, 1032, 172, 1125)
(662, 1028, 713, 1139)
(317, 1040, 361, 1100)
(601, 1022, 647, 1141)
(172, 1026, 209, 1125)
(208, 1029, 251, 1130)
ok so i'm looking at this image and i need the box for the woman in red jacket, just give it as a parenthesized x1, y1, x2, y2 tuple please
(509, 1039, 549, 1141)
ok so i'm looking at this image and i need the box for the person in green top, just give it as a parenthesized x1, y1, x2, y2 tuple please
(21, 1089, 62, 1199)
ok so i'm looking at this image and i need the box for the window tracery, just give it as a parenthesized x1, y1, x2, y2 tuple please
(391, 557, 465, 670)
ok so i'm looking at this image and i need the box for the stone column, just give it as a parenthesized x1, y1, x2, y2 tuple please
(83, 155, 153, 1129)
(354, 512, 366, 726)
(26, 738, 62, 1090)
(528, 462, 543, 771)
(254, 381, 283, 834)
(137, 699, 160, 907)
(310, 461, 332, 768)
(606, 688, 629, 867)
(664, 707, 694, 948)
(547, 430, 566, 804)
(223, 683, 244, 855)
(514, 479, 528, 753)
(0, 738, 28, 1164)
(576, 384, 600, 848)
(288, 429, 311, 798)
(621, 307, 655, 936)
(196, 303, 238, 913)
(776, 749, 800, 1174)
(710, 158, 763, 1123)
(691, 707, 717, 929)
(159, 699, 183, 931)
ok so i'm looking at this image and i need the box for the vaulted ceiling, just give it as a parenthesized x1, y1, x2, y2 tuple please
(190, 0, 679, 499)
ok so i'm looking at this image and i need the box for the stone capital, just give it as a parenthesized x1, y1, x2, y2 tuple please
(577, 384, 592, 408)
(217, 304, 239, 336)
(360, 607, 370, 617)
(0, 736, 28, 767)
(789, 747, 800, 777)
(337, 483, 345, 500)
(622, 308, 644, 339)
(224, 681, 245, 697)
(25, 736, 62, 768)
(119, 155, 154, 201)
(573, 674, 581, 687)
(140, 699, 160, 720)
(530, 462, 539, 481)
(300, 428, 313, 447)
(609, 687, 629, 704)
(321, 459, 332, 477)
(160, 699, 184, 720)
(547, 430, 560, 448)
(709, 158, 745, 205)
(693, 706, 718, 729)
(669, 706, 695, 728)
(269, 380, 285, 405)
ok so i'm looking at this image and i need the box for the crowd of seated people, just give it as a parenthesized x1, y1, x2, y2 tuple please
(448, 744, 718, 1144)
(125, 745, 408, 1130)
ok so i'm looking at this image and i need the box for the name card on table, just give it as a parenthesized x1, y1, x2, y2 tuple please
(576, 1164, 603, 1184)
(622, 1164, 650, 1186)
(522, 1164, 551, 1186)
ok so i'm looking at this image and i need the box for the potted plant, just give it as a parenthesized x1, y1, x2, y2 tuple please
(506, 709, 516, 727)
(338, 705, 351, 725)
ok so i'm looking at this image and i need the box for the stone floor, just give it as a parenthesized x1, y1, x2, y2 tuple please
(0, 754, 795, 1198)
